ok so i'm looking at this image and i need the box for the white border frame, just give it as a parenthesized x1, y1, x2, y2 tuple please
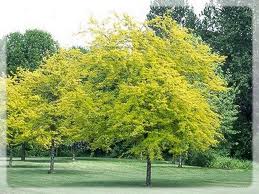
(0, 0, 258, 193)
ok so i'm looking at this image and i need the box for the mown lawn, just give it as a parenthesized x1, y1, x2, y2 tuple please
(7, 157, 252, 188)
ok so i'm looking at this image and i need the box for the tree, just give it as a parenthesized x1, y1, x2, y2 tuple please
(6, 49, 89, 172)
(6, 79, 24, 167)
(23, 29, 59, 70)
(5, 75, 40, 167)
(198, 4, 253, 159)
(82, 14, 226, 186)
(6, 29, 58, 74)
(6, 29, 59, 161)
(6, 32, 27, 74)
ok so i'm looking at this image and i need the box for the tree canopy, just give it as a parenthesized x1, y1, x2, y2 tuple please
(6, 29, 58, 74)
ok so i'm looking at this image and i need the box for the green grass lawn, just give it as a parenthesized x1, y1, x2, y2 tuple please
(7, 157, 252, 188)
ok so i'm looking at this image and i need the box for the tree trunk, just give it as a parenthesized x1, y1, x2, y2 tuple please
(145, 154, 152, 187)
(172, 156, 175, 164)
(178, 155, 183, 168)
(48, 139, 55, 174)
(8, 146, 13, 168)
(56, 146, 58, 157)
(21, 142, 26, 161)
(71, 143, 76, 161)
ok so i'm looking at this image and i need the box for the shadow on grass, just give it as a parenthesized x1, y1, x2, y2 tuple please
(74, 157, 172, 166)
(55, 178, 251, 188)
(23, 159, 72, 164)
(7, 170, 252, 188)
(10, 157, 169, 165)
(7, 167, 252, 188)
(8, 165, 44, 169)
(7, 168, 99, 175)
(73, 157, 144, 163)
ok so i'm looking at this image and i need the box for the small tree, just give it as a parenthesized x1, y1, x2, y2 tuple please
(6, 76, 40, 167)
(6, 78, 25, 167)
(6, 49, 86, 173)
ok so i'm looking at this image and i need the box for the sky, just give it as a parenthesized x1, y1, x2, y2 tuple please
(0, 0, 209, 48)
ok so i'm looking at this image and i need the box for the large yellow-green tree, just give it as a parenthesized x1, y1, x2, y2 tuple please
(82, 14, 226, 186)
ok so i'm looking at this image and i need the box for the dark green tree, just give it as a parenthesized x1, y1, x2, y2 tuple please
(147, 0, 199, 36)
(198, 4, 253, 159)
(6, 29, 58, 74)
(6, 32, 27, 74)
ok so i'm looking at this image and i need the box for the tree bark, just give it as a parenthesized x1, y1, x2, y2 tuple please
(145, 154, 152, 187)
(71, 143, 76, 161)
(178, 155, 183, 168)
(8, 145, 13, 168)
(56, 146, 58, 157)
(140, 152, 143, 160)
(48, 139, 55, 174)
(21, 142, 26, 161)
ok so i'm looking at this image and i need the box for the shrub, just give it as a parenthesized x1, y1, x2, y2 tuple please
(185, 151, 215, 167)
(209, 155, 252, 169)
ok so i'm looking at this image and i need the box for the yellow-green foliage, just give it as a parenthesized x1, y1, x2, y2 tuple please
(6, 14, 226, 159)
(85, 14, 226, 159)
(6, 49, 89, 148)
